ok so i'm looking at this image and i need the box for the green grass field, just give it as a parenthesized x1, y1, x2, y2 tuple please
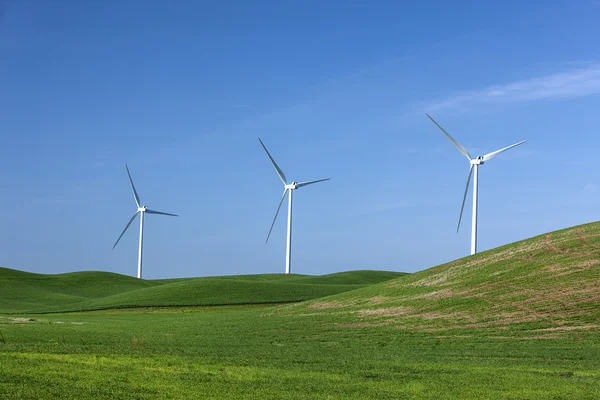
(1, 222, 600, 398)
(0, 268, 405, 313)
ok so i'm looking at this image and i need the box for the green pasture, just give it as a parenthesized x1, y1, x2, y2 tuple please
(1, 222, 600, 398)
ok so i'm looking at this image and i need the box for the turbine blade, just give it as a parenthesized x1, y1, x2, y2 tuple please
(481, 140, 527, 162)
(113, 211, 140, 249)
(296, 178, 330, 189)
(426, 113, 472, 161)
(125, 164, 141, 208)
(266, 189, 288, 244)
(258, 137, 287, 185)
(457, 164, 473, 233)
(145, 209, 178, 217)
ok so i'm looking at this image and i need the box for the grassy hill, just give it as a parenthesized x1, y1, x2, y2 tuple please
(288, 221, 600, 336)
(1, 223, 599, 399)
(0, 268, 406, 313)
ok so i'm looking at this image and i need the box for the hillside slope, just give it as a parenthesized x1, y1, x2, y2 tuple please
(290, 221, 600, 335)
(0, 268, 406, 313)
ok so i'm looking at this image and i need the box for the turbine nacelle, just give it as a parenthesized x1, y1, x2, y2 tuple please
(285, 182, 298, 190)
(138, 206, 148, 212)
(470, 157, 484, 165)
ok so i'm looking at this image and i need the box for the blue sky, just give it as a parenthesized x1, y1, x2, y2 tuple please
(1, 0, 599, 278)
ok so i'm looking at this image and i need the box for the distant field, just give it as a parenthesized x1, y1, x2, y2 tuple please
(0, 268, 406, 313)
(1, 222, 600, 398)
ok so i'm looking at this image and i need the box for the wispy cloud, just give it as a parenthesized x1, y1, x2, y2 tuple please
(427, 64, 600, 112)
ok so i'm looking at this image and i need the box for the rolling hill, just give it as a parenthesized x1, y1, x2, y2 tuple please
(288, 220, 600, 335)
(0, 268, 407, 313)
(1, 223, 600, 399)
(4, 220, 600, 327)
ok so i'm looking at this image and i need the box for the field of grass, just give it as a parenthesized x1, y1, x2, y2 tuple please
(0, 268, 405, 313)
(1, 306, 598, 399)
(1, 222, 600, 398)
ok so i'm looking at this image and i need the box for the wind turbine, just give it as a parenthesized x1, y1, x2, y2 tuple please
(113, 164, 178, 279)
(259, 138, 330, 274)
(426, 114, 526, 255)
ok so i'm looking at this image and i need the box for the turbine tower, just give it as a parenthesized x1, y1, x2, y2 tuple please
(259, 138, 330, 274)
(426, 114, 526, 255)
(113, 164, 178, 279)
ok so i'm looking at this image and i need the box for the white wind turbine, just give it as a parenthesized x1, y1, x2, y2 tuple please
(259, 138, 330, 274)
(426, 114, 526, 255)
(113, 164, 178, 279)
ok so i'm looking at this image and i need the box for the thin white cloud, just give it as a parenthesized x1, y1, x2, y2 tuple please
(428, 64, 600, 112)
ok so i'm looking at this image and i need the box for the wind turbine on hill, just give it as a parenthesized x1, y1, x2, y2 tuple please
(113, 164, 178, 279)
(426, 114, 526, 255)
(259, 138, 330, 274)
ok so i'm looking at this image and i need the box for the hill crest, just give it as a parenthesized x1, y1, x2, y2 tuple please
(288, 221, 600, 336)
